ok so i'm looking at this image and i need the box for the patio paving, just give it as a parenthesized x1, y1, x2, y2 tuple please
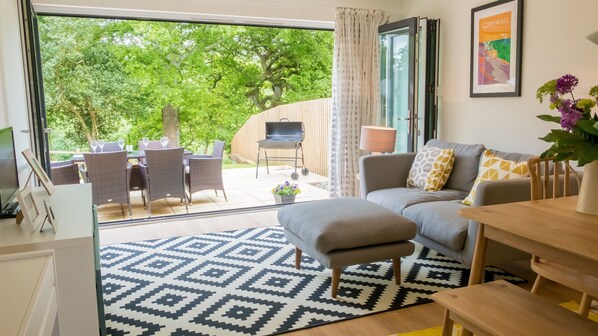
(96, 165, 329, 222)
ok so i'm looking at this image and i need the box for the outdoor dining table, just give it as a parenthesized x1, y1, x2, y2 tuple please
(70, 149, 193, 162)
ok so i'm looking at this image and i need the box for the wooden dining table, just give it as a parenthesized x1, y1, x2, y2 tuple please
(459, 196, 598, 286)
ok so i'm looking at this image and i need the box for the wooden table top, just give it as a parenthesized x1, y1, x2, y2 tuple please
(460, 196, 598, 264)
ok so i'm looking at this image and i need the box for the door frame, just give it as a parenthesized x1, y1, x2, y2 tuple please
(18, 0, 51, 174)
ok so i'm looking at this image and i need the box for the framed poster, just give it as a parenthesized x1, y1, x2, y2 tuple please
(22, 148, 55, 195)
(470, 0, 523, 97)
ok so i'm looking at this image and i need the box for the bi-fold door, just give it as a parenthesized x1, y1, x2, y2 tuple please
(379, 17, 439, 153)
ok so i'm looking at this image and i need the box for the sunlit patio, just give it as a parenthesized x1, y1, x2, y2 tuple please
(96, 165, 329, 223)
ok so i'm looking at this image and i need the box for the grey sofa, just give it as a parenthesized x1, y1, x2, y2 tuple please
(359, 139, 533, 267)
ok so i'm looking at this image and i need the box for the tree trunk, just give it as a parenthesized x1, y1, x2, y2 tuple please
(162, 104, 180, 148)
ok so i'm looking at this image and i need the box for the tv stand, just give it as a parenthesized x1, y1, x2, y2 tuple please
(0, 201, 19, 218)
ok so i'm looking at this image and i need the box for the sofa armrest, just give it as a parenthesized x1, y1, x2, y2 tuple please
(473, 177, 532, 207)
(359, 153, 416, 198)
(461, 178, 532, 266)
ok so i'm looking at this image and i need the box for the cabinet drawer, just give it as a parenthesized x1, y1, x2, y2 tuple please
(22, 255, 56, 336)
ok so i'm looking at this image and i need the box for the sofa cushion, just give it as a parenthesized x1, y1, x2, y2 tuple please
(366, 187, 468, 214)
(402, 200, 470, 251)
(277, 198, 416, 254)
(426, 139, 486, 192)
(462, 149, 530, 205)
(407, 145, 455, 191)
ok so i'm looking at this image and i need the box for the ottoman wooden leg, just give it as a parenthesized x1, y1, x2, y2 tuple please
(295, 247, 302, 269)
(392, 258, 401, 285)
(331, 268, 341, 298)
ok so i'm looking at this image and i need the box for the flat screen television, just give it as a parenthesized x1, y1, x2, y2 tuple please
(0, 127, 19, 217)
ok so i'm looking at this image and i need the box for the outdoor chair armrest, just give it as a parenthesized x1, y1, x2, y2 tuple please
(78, 164, 89, 182)
(138, 162, 150, 188)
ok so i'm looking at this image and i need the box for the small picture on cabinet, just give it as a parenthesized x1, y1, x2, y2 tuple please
(16, 186, 46, 232)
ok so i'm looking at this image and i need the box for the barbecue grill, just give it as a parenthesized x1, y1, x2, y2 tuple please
(255, 118, 309, 180)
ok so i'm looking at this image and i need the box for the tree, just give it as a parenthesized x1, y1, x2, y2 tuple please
(38, 17, 334, 155)
(39, 16, 144, 146)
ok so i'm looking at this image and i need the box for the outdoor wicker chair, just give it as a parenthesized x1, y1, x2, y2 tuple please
(88, 141, 123, 153)
(139, 148, 188, 215)
(81, 151, 132, 218)
(138, 140, 167, 150)
(100, 141, 122, 152)
(193, 140, 225, 159)
(50, 161, 81, 185)
(185, 155, 228, 204)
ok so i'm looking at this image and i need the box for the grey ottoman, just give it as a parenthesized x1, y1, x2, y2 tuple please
(278, 198, 416, 298)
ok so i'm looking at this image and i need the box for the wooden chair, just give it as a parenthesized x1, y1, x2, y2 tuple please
(527, 156, 596, 317)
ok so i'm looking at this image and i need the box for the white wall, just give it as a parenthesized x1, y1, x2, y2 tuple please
(0, 0, 32, 174)
(399, 0, 598, 155)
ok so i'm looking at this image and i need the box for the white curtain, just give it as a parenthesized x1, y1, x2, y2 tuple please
(329, 7, 389, 198)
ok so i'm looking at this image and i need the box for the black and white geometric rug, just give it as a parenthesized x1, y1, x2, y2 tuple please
(100, 226, 525, 335)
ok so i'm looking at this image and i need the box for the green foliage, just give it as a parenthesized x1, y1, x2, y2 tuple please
(38, 17, 333, 155)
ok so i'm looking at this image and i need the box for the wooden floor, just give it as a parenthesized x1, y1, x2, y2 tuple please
(99, 210, 593, 336)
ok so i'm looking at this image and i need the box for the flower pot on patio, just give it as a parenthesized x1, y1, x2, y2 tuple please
(274, 194, 296, 204)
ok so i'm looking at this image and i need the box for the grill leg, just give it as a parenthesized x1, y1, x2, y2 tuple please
(294, 145, 299, 173)
(265, 150, 270, 175)
(255, 147, 260, 179)
(300, 143, 305, 168)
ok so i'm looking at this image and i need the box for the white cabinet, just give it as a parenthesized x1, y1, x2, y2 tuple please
(0, 251, 58, 336)
(0, 184, 99, 336)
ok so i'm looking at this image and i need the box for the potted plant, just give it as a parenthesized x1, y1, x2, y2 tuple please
(536, 74, 598, 214)
(272, 181, 301, 204)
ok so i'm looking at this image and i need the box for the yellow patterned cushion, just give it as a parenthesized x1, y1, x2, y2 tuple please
(407, 146, 455, 192)
(462, 150, 529, 206)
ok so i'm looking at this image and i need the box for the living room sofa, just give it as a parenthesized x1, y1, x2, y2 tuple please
(359, 139, 533, 266)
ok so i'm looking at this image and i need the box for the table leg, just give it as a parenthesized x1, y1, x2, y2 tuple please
(468, 223, 488, 286)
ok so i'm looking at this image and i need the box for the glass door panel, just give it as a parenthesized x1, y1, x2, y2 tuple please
(379, 18, 417, 153)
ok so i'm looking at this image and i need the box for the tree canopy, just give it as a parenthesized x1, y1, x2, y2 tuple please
(38, 16, 333, 155)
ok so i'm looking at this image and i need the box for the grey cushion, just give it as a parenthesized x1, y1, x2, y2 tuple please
(426, 139, 485, 192)
(403, 200, 469, 251)
(277, 198, 416, 253)
(366, 187, 468, 214)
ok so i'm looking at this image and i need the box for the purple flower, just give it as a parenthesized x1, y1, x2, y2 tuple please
(556, 74, 579, 95)
(285, 181, 290, 186)
(558, 99, 583, 130)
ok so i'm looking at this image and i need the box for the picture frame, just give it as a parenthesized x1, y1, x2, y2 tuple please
(22, 148, 55, 195)
(470, 0, 523, 97)
(43, 200, 58, 233)
(16, 186, 46, 232)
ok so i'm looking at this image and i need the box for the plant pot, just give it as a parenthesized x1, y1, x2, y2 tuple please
(577, 160, 598, 215)
(274, 194, 296, 204)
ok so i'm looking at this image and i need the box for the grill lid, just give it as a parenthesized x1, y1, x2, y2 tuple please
(265, 121, 304, 141)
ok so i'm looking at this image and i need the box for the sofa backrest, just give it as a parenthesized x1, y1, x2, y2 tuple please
(426, 139, 485, 192)
(489, 150, 534, 163)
